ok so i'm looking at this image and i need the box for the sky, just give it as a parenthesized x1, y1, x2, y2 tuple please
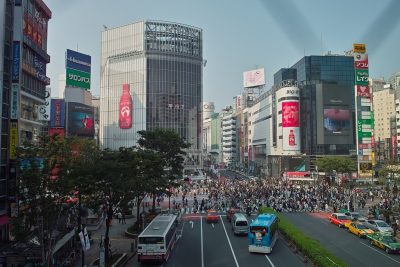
(44, 0, 400, 111)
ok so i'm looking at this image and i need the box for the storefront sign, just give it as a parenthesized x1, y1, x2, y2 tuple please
(11, 84, 19, 120)
(9, 123, 18, 159)
(12, 42, 20, 82)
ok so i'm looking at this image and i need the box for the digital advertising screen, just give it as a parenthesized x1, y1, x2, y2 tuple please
(323, 108, 350, 134)
(67, 102, 94, 137)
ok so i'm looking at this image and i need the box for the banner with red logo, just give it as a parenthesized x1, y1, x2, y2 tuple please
(356, 85, 371, 98)
(354, 53, 369, 69)
(282, 101, 299, 127)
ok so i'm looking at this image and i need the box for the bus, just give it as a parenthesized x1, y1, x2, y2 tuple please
(137, 214, 178, 262)
(248, 213, 278, 253)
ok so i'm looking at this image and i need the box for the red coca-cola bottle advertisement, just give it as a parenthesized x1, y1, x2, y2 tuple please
(288, 129, 296, 146)
(119, 84, 133, 129)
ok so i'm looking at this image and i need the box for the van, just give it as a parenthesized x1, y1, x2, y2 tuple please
(231, 213, 249, 235)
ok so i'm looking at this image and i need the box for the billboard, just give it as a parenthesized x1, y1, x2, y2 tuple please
(356, 85, 371, 98)
(355, 69, 369, 86)
(12, 42, 20, 82)
(11, 84, 19, 120)
(323, 109, 350, 134)
(9, 122, 18, 159)
(119, 84, 133, 129)
(67, 102, 94, 137)
(354, 53, 368, 69)
(353, 43, 366, 53)
(66, 49, 91, 74)
(282, 102, 299, 127)
(66, 68, 91, 90)
(282, 127, 300, 151)
(243, 68, 265, 88)
(38, 87, 51, 121)
(50, 99, 65, 128)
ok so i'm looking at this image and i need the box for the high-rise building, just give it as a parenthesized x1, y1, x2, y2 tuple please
(372, 84, 395, 141)
(221, 107, 236, 165)
(389, 72, 400, 98)
(2, 0, 51, 243)
(100, 21, 203, 164)
(0, 0, 13, 242)
(274, 55, 355, 156)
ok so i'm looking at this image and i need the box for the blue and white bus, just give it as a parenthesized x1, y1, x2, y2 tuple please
(248, 213, 278, 253)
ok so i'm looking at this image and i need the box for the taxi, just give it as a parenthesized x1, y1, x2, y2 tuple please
(347, 222, 374, 237)
(328, 213, 352, 228)
(206, 209, 219, 223)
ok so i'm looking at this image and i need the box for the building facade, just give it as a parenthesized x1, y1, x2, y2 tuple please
(221, 107, 236, 165)
(373, 84, 395, 141)
(100, 21, 203, 163)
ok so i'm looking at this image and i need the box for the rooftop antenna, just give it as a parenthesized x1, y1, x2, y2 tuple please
(76, 43, 79, 51)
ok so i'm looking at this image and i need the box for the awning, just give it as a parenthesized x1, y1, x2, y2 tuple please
(51, 228, 76, 256)
(0, 215, 9, 226)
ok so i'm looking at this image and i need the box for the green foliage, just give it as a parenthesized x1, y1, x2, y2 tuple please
(258, 207, 349, 267)
(316, 157, 356, 175)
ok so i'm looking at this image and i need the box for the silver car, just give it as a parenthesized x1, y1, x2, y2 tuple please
(364, 219, 393, 233)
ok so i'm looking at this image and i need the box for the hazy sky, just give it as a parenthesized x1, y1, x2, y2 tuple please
(44, 0, 400, 111)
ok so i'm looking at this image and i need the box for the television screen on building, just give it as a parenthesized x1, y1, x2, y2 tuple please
(323, 109, 350, 134)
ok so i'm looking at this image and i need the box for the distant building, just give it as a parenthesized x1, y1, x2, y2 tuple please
(221, 107, 236, 165)
(372, 84, 395, 141)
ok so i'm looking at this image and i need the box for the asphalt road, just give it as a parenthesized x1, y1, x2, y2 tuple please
(130, 213, 306, 267)
(283, 212, 400, 267)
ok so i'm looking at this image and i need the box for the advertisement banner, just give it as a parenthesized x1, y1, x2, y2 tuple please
(67, 102, 94, 137)
(9, 123, 18, 159)
(11, 84, 19, 120)
(356, 85, 371, 98)
(50, 99, 65, 128)
(353, 43, 366, 54)
(282, 127, 300, 151)
(66, 49, 91, 74)
(66, 68, 91, 90)
(38, 87, 51, 121)
(243, 68, 265, 88)
(119, 84, 133, 129)
(355, 69, 369, 86)
(12, 42, 20, 82)
(281, 101, 299, 127)
(354, 53, 368, 69)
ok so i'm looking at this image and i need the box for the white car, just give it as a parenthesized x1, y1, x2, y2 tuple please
(364, 219, 393, 233)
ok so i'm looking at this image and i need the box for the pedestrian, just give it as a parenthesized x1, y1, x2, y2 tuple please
(122, 213, 126, 224)
(117, 211, 122, 224)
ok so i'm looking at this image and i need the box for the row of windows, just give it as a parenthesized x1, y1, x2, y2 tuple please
(22, 73, 46, 99)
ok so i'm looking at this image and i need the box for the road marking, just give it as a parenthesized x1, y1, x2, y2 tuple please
(220, 215, 240, 267)
(200, 217, 204, 267)
(359, 242, 400, 264)
(212, 223, 214, 228)
(265, 255, 276, 267)
(190, 221, 194, 229)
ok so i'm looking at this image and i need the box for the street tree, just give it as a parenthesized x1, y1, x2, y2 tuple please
(316, 156, 356, 183)
(137, 128, 190, 211)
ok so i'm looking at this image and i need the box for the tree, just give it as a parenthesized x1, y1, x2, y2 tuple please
(137, 128, 190, 211)
(14, 135, 97, 265)
(315, 156, 356, 184)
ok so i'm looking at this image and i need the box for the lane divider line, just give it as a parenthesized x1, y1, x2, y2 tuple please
(220, 215, 240, 267)
(359, 242, 400, 264)
(201, 216, 204, 267)
(265, 255, 276, 267)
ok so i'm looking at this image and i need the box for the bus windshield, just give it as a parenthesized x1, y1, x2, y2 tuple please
(139, 236, 164, 244)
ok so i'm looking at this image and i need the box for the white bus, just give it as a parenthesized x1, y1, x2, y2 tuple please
(137, 214, 178, 263)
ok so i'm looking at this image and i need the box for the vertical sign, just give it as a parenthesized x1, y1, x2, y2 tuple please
(11, 85, 19, 120)
(39, 87, 51, 121)
(12, 42, 21, 82)
(353, 43, 373, 178)
(9, 123, 18, 159)
(282, 101, 300, 151)
(50, 99, 65, 128)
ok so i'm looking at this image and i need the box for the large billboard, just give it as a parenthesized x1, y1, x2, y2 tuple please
(66, 68, 91, 90)
(323, 109, 351, 134)
(119, 84, 133, 129)
(243, 68, 265, 88)
(67, 102, 94, 137)
(66, 49, 91, 74)
(282, 101, 300, 151)
(50, 99, 65, 128)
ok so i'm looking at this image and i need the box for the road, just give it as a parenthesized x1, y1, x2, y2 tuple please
(283, 212, 400, 267)
(129, 212, 306, 267)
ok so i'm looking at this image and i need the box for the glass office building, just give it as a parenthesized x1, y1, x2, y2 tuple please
(274, 55, 355, 155)
(100, 21, 203, 151)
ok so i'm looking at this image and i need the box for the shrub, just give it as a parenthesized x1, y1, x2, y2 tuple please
(258, 207, 349, 267)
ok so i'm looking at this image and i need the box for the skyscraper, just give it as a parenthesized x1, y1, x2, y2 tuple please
(100, 21, 203, 158)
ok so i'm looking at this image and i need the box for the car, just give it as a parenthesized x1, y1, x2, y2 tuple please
(227, 207, 240, 222)
(364, 219, 394, 234)
(328, 213, 352, 228)
(347, 222, 374, 237)
(206, 209, 219, 223)
(344, 212, 362, 221)
(344, 216, 368, 228)
(367, 232, 400, 254)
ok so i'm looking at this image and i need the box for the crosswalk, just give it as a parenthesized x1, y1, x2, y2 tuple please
(180, 207, 227, 215)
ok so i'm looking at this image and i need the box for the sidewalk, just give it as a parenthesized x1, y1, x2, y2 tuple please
(74, 212, 138, 267)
